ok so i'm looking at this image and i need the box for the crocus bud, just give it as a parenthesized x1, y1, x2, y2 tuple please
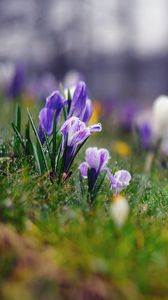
(110, 194, 129, 228)
(153, 95, 168, 139)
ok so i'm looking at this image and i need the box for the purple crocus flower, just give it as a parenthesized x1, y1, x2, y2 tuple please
(65, 81, 93, 122)
(61, 117, 102, 173)
(134, 109, 154, 151)
(139, 122, 152, 150)
(107, 169, 131, 194)
(79, 147, 110, 190)
(7, 64, 25, 99)
(38, 90, 67, 143)
(68, 81, 87, 119)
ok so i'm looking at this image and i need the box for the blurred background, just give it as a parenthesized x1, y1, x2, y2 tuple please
(1, 0, 168, 101)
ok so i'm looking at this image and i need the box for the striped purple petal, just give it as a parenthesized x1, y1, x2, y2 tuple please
(89, 123, 102, 132)
(108, 169, 131, 194)
(98, 149, 110, 172)
(79, 162, 88, 178)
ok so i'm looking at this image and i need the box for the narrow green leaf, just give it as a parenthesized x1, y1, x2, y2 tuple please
(43, 130, 52, 162)
(27, 109, 49, 174)
(92, 170, 107, 199)
(55, 133, 63, 174)
(11, 122, 26, 153)
(15, 105, 21, 132)
(67, 88, 72, 114)
(25, 121, 33, 155)
(32, 143, 42, 175)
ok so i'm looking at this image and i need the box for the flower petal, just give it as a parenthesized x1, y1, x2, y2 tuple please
(70, 81, 87, 118)
(45, 90, 67, 120)
(114, 170, 131, 187)
(85, 147, 100, 171)
(38, 107, 55, 135)
(89, 123, 102, 132)
(71, 128, 90, 148)
(98, 149, 110, 172)
(46, 90, 64, 109)
(79, 162, 88, 178)
(108, 169, 131, 194)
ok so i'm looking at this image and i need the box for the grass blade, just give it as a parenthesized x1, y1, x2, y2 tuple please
(52, 114, 57, 173)
(14, 105, 21, 153)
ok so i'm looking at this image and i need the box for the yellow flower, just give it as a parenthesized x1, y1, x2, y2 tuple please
(112, 141, 131, 157)
(88, 100, 102, 125)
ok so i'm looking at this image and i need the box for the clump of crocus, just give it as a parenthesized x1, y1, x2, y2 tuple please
(79, 146, 131, 205)
(110, 194, 129, 228)
(11, 81, 101, 185)
(36, 79, 101, 182)
(38, 81, 94, 145)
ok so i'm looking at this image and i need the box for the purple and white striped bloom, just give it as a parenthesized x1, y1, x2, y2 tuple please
(79, 147, 110, 190)
(61, 117, 102, 173)
(38, 90, 67, 143)
(108, 169, 131, 194)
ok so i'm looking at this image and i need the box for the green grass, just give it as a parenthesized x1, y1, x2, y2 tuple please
(1, 99, 168, 299)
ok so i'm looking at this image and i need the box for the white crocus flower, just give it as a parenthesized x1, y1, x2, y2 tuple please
(153, 95, 168, 140)
(110, 195, 129, 228)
